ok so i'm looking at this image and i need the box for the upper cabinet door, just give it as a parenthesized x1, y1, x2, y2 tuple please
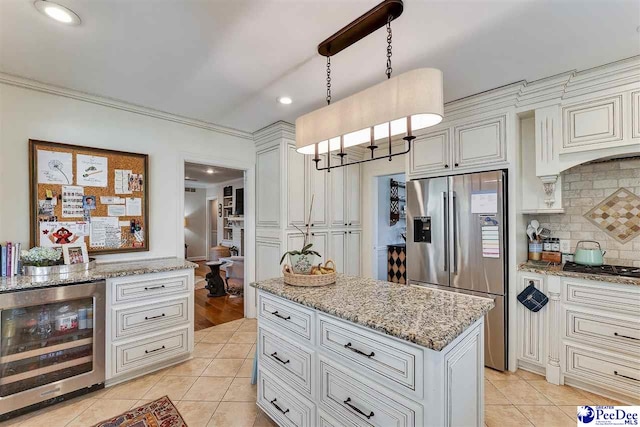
(307, 155, 329, 228)
(310, 231, 328, 265)
(256, 146, 281, 228)
(453, 114, 507, 169)
(632, 91, 640, 140)
(409, 128, 451, 176)
(287, 145, 307, 228)
(330, 155, 346, 227)
(562, 95, 623, 152)
(346, 158, 361, 227)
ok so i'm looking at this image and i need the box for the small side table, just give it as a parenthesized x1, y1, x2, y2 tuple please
(205, 261, 227, 297)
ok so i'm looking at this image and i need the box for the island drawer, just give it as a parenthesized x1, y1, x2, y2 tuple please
(564, 280, 640, 316)
(258, 293, 314, 343)
(318, 314, 422, 398)
(319, 358, 421, 427)
(259, 326, 314, 397)
(112, 326, 189, 375)
(110, 272, 191, 304)
(565, 309, 640, 355)
(113, 296, 190, 340)
(564, 344, 640, 397)
(258, 368, 315, 427)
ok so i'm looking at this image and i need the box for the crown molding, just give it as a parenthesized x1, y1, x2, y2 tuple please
(0, 72, 254, 140)
(562, 55, 640, 99)
(253, 120, 295, 147)
(444, 81, 524, 119)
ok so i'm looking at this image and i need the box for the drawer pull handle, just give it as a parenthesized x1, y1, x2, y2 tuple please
(344, 342, 375, 358)
(270, 352, 290, 365)
(271, 311, 291, 321)
(145, 345, 166, 354)
(145, 313, 166, 320)
(614, 332, 639, 341)
(144, 285, 166, 291)
(614, 371, 639, 382)
(270, 398, 289, 415)
(343, 397, 374, 419)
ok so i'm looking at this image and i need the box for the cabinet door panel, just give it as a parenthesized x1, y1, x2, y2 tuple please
(409, 129, 450, 176)
(330, 155, 346, 227)
(517, 275, 546, 367)
(346, 230, 361, 276)
(346, 160, 361, 227)
(287, 145, 307, 228)
(453, 115, 506, 168)
(330, 231, 346, 273)
(257, 146, 281, 227)
(562, 95, 622, 150)
(308, 155, 328, 228)
(310, 232, 328, 265)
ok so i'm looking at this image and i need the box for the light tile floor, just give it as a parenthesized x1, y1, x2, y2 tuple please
(0, 317, 630, 427)
(484, 367, 629, 427)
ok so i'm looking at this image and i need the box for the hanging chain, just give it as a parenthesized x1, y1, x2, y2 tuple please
(326, 56, 332, 105)
(386, 15, 393, 79)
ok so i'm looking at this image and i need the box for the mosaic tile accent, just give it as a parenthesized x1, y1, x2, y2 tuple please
(584, 188, 640, 244)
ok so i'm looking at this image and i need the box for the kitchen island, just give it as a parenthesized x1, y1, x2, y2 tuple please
(252, 275, 494, 427)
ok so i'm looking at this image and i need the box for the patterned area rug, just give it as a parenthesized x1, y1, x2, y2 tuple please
(93, 396, 187, 427)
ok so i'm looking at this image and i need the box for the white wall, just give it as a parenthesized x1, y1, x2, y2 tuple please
(206, 177, 244, 246)
(0, 79, 255, 262)
(360, 153, 406, 279)
(184, 188, 207, 260)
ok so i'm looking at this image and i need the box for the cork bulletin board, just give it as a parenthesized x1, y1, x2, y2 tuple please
(29, 139, 149, 254)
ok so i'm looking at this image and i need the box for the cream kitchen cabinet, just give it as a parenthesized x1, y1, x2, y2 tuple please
(561, 94, 623, 152)
(330, 154, 361, 228)
(516, 273, 547, 373)
(330, 230, 361, 275)
(409, 128, 451, 176)
(408, 114, 507, 179)
(106, 269, 194, 384)
(307, 154, 329, 229)
(255, 122, 362, 282)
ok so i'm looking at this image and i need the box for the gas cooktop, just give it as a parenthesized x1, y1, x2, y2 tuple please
(563, 262, 640, 279)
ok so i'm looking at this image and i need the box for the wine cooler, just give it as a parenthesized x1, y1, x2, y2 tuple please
(0, 281, 105, 417)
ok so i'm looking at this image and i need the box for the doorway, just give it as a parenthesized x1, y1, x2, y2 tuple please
(374, 173, 407, 282)
(183, 161, 248, 330)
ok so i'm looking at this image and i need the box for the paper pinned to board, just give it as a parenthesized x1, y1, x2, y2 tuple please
(115, 170, 132, 194)
(61, 186, 84, 218)
(125, 198, 142, 216)
(107, 205, 126, 217)
(100, 196, 125, 204)
(37, 150, 73, 184)
(90, 217, 121, 248)
(76, 154, 108, 187)
(471, 191, 498, 214)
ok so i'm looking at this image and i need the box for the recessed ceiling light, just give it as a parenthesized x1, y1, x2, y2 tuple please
(277, 96, 293, 105)
(206, 168, 214, 174)
(34, 1, 81, 25)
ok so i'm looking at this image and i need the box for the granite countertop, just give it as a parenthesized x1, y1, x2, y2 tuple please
(518, 262, 640, 287)
(251, 275, 494, 351)
(0, 258, 197, 293)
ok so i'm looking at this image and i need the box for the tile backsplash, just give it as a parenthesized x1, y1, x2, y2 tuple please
(526, 157, 640, 267)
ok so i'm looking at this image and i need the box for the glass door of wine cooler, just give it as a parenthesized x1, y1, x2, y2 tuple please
(0, 281, 105, 416)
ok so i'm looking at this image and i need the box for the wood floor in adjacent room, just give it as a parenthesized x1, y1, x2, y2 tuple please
(194, 261, 244, 331)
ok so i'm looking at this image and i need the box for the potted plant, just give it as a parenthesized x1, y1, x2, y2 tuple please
(21, 247, 63, 267)
(280, 196, 321, 274)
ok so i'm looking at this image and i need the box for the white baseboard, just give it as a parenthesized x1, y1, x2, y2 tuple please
(187, 256, 206, 261)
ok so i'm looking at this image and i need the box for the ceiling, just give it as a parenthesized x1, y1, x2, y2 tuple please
(1, 0, 639, 134)
(185, 162, 243, 187)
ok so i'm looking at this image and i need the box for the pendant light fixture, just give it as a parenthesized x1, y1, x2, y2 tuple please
(295, 0, 444, 171)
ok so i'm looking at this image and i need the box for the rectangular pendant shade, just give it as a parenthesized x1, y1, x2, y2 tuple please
(295, 68, 444, 155)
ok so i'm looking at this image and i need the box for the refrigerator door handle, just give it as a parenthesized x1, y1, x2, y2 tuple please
(442, 191, 449, 272)
(451, 191, 458, 274)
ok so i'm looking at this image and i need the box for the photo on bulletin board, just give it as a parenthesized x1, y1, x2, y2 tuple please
(29, 139, 149, 255)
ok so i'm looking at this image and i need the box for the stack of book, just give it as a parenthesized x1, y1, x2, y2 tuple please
(1, 242, 22, 277)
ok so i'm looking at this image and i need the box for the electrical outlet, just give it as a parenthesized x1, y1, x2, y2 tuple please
(560, 239, 571, 253)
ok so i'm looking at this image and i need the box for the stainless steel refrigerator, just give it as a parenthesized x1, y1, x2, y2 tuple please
(406, 170, 507, 371)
